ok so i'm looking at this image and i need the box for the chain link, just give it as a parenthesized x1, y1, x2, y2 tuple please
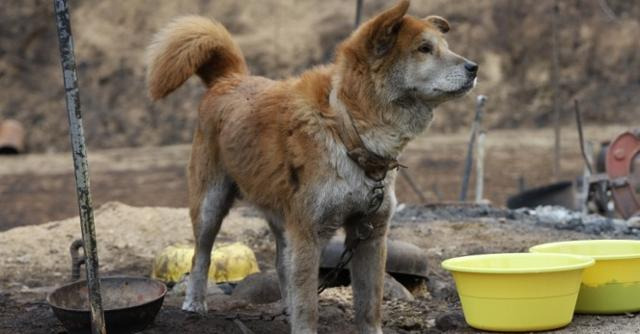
(317, 180, 384, 294)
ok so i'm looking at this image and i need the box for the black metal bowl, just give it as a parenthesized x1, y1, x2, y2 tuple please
(47, 276, 167, 334)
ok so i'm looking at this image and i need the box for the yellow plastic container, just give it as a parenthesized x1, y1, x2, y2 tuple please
(151, 243, 260, 283)
(442, 253, 594, 332)
(530, 239, 640, 314)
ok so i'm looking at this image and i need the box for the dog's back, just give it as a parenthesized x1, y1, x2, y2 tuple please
(146, 16, 335, 209)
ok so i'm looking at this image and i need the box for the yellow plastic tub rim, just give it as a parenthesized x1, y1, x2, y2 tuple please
(529, 239, 640, 260)
(442, 252, 594, 274)
(530, 239, 640, 314)
(442, 253, 594, 332)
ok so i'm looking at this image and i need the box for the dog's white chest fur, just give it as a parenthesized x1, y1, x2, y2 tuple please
(307, 132, 396, 233)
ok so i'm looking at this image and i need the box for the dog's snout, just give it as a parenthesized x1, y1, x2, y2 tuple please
(464, 61, 478, 75)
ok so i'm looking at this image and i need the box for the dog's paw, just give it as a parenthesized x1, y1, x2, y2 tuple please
(182, 300, 207, 314)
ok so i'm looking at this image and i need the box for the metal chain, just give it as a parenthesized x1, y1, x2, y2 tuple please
(317, 180, 384, 294)
(317, 240, 358, 294)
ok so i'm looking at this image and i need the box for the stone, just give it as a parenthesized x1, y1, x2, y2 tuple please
(403, 277, 429, 298)
(435, 311, 466, 331)
(383, 273, 415, 301)
(428, 279, 457, 300)
(231, 270, 282, 304)
(168, 274, 225, 297)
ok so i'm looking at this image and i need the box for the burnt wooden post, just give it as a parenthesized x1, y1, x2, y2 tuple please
(53, 1, 106, 333)
(460, 95, 487, 202)
(355, 0, 364, 28)
(475, 127, 486, 203)
(551, 0, 561, 180)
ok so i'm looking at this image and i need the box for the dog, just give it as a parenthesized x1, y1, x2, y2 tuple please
(146, 1, 476, 333)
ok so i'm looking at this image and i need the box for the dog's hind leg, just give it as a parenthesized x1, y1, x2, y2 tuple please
(267, 219, 290, 307)
(182, 173, 236, 314)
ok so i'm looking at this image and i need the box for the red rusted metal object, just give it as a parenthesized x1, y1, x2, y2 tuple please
(606, 130, 640, 219)
(0, 119, 26, 154)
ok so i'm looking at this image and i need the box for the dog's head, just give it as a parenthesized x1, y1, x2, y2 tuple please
(340, 0, 477, 107)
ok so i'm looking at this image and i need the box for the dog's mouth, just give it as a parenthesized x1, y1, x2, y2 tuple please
(435, 78, 476, 97)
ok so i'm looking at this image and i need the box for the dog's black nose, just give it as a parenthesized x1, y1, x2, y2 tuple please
(464, 62, 478, 74)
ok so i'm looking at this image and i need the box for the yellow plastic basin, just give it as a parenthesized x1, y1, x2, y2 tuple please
(530, 239, 640, 314)
(151, 243, 260, 283)
(442, 253, 594, 332)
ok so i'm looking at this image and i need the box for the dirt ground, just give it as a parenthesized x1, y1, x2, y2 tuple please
(1, 202, 639, 333)
(1, 126, 639, 333)
(0, 125, 628, 230)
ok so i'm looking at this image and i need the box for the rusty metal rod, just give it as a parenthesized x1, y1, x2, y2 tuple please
(460, 95, 487, 201)
(53, 1, 106, 333)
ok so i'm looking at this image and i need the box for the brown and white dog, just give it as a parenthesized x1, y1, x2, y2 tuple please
(146, 1, 476, 333)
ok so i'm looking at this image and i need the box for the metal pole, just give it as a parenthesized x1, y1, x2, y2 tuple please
(460, 95, 487, 202)
(355, 0, 364, 28)
(53, 1, 106, 333)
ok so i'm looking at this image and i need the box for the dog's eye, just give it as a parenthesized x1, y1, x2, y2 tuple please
(418, 43, 433, 54)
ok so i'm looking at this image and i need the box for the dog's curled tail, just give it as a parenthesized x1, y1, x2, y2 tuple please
(146, 16, 248, 100)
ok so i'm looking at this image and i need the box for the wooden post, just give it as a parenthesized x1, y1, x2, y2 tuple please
(53, 1, 106, 333)
(551, 0, 561, 180)
(355, 0, 364, 28)
(460, 95, 487, 202)
(400, 168, 428, 204)
(574, 100, 593, 214)
(580, 141, 593, 214)
(475, 130, 486, 204)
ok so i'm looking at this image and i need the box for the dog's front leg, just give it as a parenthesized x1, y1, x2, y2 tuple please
(285, 219, 321, 334)
(348, 218, 389, 334)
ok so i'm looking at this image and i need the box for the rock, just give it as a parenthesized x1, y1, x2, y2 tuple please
(403, 278, 429, 298)
(168, 275, 225, 297)
(423, 330, 442, 334)
(217, 282, 235, 295)
(428, 279, 457, 300)
(435, 311, 466, 331)
(319, 304, 345, 323)
(207, 283, 225, 295)
(168, 277, 188, 296)
(383, 273, 414, 301)
(232, 270, 282, 304)
(628, 216, 640, 228)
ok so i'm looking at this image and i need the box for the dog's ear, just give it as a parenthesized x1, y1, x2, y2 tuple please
(424, 15, 450, 33)
(367, 0, 410, 57)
